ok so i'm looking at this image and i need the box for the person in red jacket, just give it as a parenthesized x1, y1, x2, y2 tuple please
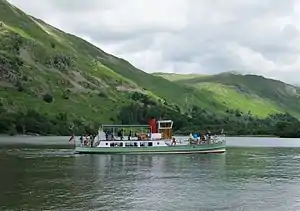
(148, 117, 157, 133)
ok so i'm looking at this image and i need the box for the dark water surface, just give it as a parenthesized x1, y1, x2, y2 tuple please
(1, 137, 300, 210)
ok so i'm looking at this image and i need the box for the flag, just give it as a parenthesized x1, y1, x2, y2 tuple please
(68, 134, 75, 143)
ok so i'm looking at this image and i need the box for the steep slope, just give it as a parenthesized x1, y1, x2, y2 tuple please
(0, 0, 229, 127)
(155, 72, 300, 117)
(2, 0, 300, 136)
(0, 0, 135, 123)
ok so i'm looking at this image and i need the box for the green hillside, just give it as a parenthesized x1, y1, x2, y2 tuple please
(0, 0, 223, 133)
(1, 0, 300, 137)
(155, 72, 300, 118)
(152, 72, 208, 81)
(0, 1, 178, 117)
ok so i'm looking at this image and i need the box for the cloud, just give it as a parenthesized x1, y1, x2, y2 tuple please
(7, 0, 300, 84)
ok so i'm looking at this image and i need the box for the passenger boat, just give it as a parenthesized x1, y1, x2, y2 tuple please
(73, 118, 226, 154)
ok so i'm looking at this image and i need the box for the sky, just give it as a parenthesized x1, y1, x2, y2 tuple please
(7, 0, 300, 84)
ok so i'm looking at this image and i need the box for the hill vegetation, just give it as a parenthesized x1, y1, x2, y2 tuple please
(155, 72, 300, 117)
(0, 0, 300, 137)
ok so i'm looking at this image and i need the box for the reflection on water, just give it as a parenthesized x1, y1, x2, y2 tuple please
(0, 144, 300, 210)
(70, 153, 227, 211)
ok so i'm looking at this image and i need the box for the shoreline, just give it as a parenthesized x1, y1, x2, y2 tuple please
(227, 135, 278, 137)
(0, 133, 283, 138)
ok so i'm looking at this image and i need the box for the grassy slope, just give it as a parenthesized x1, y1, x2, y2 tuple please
(154, 72, 300, 117)
(0, 0, 139, 123)
(0, 0, 230, 123)
(2, 0, 299, 124)
(152, 72, 208, 81)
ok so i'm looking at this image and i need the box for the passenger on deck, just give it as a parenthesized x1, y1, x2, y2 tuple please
(200, 134, 205, 143)
(106, 130, 113, 141)
(193, 133, 198, 140)
(172, 137, 176, 146)
(90, 134, 94, 147)
(105, 131, 108, 140)
(84, 135, 89, 146)
(79, 136, 83, 146)
(128, 131, 132, 140)
(118, 129, 124, 141)
(206, 132, 211, 144)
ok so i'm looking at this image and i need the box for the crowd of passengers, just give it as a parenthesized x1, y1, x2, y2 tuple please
(105, 129, 148, 141)
(79, 129, 148, 147)
(80, 130, 222, 147)
(79, 134, 95, 147)
(188, 132, 218, 144)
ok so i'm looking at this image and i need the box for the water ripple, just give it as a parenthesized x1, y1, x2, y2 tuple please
(1, 147, 300, 210)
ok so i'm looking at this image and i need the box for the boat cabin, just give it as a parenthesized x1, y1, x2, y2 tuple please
(82, 119, 175, 148)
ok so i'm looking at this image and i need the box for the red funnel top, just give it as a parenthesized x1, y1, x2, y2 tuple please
(148, 118, 157, 133)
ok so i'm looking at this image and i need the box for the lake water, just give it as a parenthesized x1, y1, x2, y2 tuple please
(1, 136, 300, 211)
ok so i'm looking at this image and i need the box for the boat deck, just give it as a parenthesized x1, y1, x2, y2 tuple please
(74, 138, 226, 154)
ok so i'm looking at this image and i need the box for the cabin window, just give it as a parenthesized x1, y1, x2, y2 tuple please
(120, 142, 123, 147)
(157, 142, 159, 145)
(134, 142, 138, 147)
(106, 143, 108, 145)
(148, 142, 153, 147)
(140, 142, 145, 147)
(110, 142, 117, 147)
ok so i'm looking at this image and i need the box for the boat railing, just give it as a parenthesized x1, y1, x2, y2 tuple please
(75, 134, 170, 148)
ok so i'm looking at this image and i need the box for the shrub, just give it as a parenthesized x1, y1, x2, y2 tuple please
(62, 92, 69, 99)
(98, 92, 107, 98)
(45, 52, 73, 71)
(15, 80, 24, 92)
(43, 93, 53, 103)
